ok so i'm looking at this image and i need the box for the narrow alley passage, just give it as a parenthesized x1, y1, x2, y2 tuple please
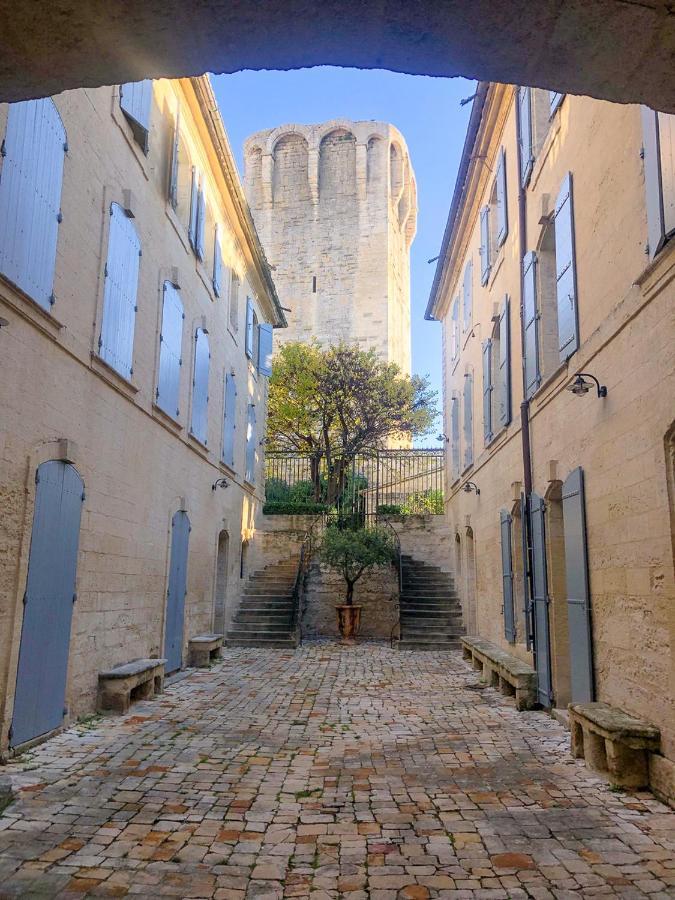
(0, 645, 673, 899)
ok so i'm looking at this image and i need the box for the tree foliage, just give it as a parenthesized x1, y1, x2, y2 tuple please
(319, 526, 396, 605)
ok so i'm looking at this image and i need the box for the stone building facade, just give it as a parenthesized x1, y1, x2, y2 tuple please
(0, 75, 285, 753)
(427, 84, 675, 798)
(244, 120, 417, 374)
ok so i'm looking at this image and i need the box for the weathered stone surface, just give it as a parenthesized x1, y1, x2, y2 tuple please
(569, 702, 661, 747)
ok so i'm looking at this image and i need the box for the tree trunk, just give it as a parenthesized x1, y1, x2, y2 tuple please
(345, 579, 354, 606)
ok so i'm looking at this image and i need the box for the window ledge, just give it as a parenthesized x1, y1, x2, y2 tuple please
(152, 402, 182, 432)
(90, 353, 139, 398)
(0, 278, 64, 339)
(219, 460, 237, 477)
(488, 250, 505, 287)
(187, 432, 210, 458)
(530, 360, 569, 406)
(635, 237, 675, 299)
(196, 261, 216, 302)
(165, 203, 192, 256)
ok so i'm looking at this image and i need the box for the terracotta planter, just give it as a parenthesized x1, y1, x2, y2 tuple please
(335, 605, 362, 642)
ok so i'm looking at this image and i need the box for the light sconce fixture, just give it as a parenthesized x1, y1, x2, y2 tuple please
(463, 481, 480, 496)
(567, 372, 607, 398)
(212, 477, 229, 492)
(437, 433, 449, 443)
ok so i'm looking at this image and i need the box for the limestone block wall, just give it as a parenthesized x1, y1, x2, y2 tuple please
(390, 515, 456, 575)
(244, 120, 416, 375)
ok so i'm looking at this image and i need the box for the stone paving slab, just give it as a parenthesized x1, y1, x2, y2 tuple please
(0, 642, 673, 898)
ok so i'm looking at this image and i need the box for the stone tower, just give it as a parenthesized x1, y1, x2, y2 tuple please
(244, 120, 417, 374)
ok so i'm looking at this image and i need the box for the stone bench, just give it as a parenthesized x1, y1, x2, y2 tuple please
(569, 702, 660, 789)
(98, 658, 167, 714)
(188, 633, 224, 667)
(461, 636, 537, 710)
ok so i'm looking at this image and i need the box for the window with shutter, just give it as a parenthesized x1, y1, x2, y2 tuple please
(230, 273, 240, 332)
(518, 87, 534, 187)
(554, 173, 579, 362)
(168, 108, 180, 209)
(258, 323, 274, 377)
(120, 81, 152, 153)
(482, 339, 493, 445)
(191, 328, 210, 445)
(450, 394, 460, 481)
(188, 167, 199, 251)
(496, 148, 508, 246)
(245, 297, 255, 358)
(0, 99, 66, 311)
(196, 184, 206, 261)
(549, 91, 565, 117)
(497, 296, 511, 428)
(99, 203, 141, 380)
(451, 297, 459, 360)
(245, 402, 257, 484)
(480, 205, 491, 284)
(642, 107, 675, 258)
(529, 492, 553, 706)
(213, 224, 222, 297)
(462, 259, 473, 332)
(500, 510, 516, 642)
(156, 282, 183, 419)
(463, 372, 473, 470)
(522, 251, 540, 399)
(222, 372, 237, 468)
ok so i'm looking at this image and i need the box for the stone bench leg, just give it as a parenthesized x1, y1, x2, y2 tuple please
(583, 728, 608, 773)
(132, 678, 154, 702)
(472, 656, 483, 672)
(462, 645, 472, 661)
(489, 669, 500, 688)
(99, 685, 131, 715)
(499, 676, 515, 697)
(606, 740, 650, 789)
(570, 719, 584, 758)
(191, 647, 211, 667)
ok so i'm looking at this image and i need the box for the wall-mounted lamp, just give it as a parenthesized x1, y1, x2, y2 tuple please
(212, 477, 229, 492)
(463, 481, 480, 496)
(566, 372, 607, 398)
(0, 317, 9, 328)
(437, 433, 449, 444)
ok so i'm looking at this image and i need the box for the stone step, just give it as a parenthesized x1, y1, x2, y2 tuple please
(238, 605, 294, 616)
(236, 609, 293, 620)
(400, 602, 462, 612)
(397, 639, 463, 651)
(231, 620, 293, 632)
(402, 627, 466, 638)
(226, 633, 296, 649)
(241, 592, 295, 601)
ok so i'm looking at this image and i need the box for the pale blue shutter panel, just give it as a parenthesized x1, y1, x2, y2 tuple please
(562, 467, 594, 702)
(480, 205, 490, 284)
(482, 339, 492, 445)
(222, 372, 237, 467)
(522, 251, 540, 399)
(496, 148, 508, 245)
(191, 328, 210, 444)
(0, 99, 66, 310)
(451, 298, 459, 360)
(462, 259, 472, 331)
(196, 186, 206, 261)
(500, 510, 516, 642)
(462, 373, 473, 469)
(168, 109, 180, 209)
(188, 167, 199, 250)
(99, 203, 140, 380)
(157, 282, 184, 418)
(658, 112, 675, 239)
(520, 493, 532, 650)
(530, 492, 553, 706)
(554, 173, 579, 362)
(518, 87, 534, 187)
(120, 81, 152, 152)
(245, 297, 255, 358)
(641, 107, 667, 259)
(258, 323, 274, 376)
(497, 296, 511, 428)
(549, 91, 565, 117)
(450, 395, 460, 480)
(245, 403, 257, 483)
(213, 224, 222, 297)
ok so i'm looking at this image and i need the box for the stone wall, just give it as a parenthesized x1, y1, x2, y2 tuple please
(390, 515, 455, 575)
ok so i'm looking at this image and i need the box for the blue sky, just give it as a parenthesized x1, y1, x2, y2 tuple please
(212, 67, 475, 434)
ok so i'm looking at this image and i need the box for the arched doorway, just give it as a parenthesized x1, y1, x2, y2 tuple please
(213, 530, 229, 634)
(464, 526, 476, 634)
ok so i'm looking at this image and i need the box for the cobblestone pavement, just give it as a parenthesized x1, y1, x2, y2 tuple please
(1, 644, 673, 899)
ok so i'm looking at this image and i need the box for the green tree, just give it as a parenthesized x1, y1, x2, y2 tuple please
(319, 526, 396, 606)
(267, 341, 436, 502)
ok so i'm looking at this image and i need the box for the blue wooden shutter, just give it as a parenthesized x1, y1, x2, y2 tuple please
(451, 298, 459, 360)
(480, 205, 491, 285)
(463, 372, 473, 469)
(258, 323, 274, 376)
(462, 259, 472, 331)
(120, 81, 152, 152)
(213, 224, 222, 297)
(522, 251, 540, 399)
(450, 394, 460, 480)
(222, 372, 237, 467)
(518, 87, 534, 187)
(496, 148, 508, 246)
(245, 403, 257, 483)
(497, 296, 511, 428)
(191, 328, 210, 444)
(482, 339, 493, 445)
(196, 185, 206, 261)
(554, 173, 579, 362)
(530, 492, 553, 706)
(500, 510, 516, 642)
(520, 493, 532, 650)
(658, 113, 675, 239)
(189, 167, 199, 250)
(99, 203, 140, 380)
(0, 99, 66, 311)
(562, 467, 595, 702)
(641, 107, 669, 259)
(164, 510, 190, 673)
(549, 91, 565, 117)
(157, 281, 183, 418)
(245, 297, 255, 358)
(168, 108, 180, 209)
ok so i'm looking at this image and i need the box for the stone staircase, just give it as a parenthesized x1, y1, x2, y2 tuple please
(398, 554, 465, 650)
(226, 555, 300, 649)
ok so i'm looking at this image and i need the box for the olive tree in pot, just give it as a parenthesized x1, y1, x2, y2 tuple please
(319, 525, 396, 642)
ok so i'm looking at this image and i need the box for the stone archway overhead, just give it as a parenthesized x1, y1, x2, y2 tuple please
(0, 1, 674, 111)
